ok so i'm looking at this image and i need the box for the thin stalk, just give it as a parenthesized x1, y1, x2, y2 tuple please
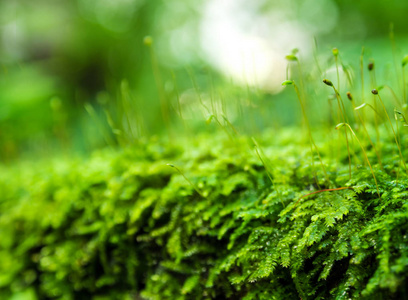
(354, 102, 385, 168)
(384, 84, 403, 108)
(331, 85, 352, 179)
(360, 47, 366, 122)
(396, 115, 401, 184)
(403, 66, 407, 106)
(254, 146, 275, 186)
(395, 110, 408, 164)
(375, 92, 408, 174)
(207, 69, 216, 115)
(144, 37, 171, 130)
(167, 164, 205, 198)
(222, 114, 239, 136)
(335, 55, 340, 92)
(355, 102, 382, 118)
(349, 95, 383, 169)
(252, 140, 285, 208)
(187, 67, 210, 114)
(120, 81, 138, 142)
(369, 66, 381, 149)
(220, 90, 248, 138)
(245, 83, 256, 134)
(208, 114, 235, 143)
(296, 60, 308, 110)
(188, 69, 237, 144)
(312, 37, 323, 76)
(171, 71, 192, 139)
(333, 87, 349, 123)
(293, 83, 330, 185)
(336, 123, 381, 199)
(389, 23, 403, 101)
(84, 103, 115, 149)
(327, 97, 337, 161)
(219, 91, 227, 116)
(171, 71, 184, 121)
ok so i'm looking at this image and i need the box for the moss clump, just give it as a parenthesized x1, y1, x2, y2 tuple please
(1, 129, 408, 299)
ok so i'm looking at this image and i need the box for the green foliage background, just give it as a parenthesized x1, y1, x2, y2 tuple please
(1, 0, 408, 160)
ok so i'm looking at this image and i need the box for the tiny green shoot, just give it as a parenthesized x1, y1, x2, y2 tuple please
(167, 164, 206, 198)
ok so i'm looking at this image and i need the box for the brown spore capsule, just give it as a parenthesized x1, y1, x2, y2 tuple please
(323, 79, 333, 87)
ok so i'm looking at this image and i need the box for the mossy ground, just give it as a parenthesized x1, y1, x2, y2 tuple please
(1, 127, 408, 299)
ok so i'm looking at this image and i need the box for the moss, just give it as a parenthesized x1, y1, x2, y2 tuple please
(1, 128, 408, 299)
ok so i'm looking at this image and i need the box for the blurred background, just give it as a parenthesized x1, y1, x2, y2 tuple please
(1, 0, 408, 162)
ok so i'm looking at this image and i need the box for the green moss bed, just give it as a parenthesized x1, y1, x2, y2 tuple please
(1, 129, 408, 299)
